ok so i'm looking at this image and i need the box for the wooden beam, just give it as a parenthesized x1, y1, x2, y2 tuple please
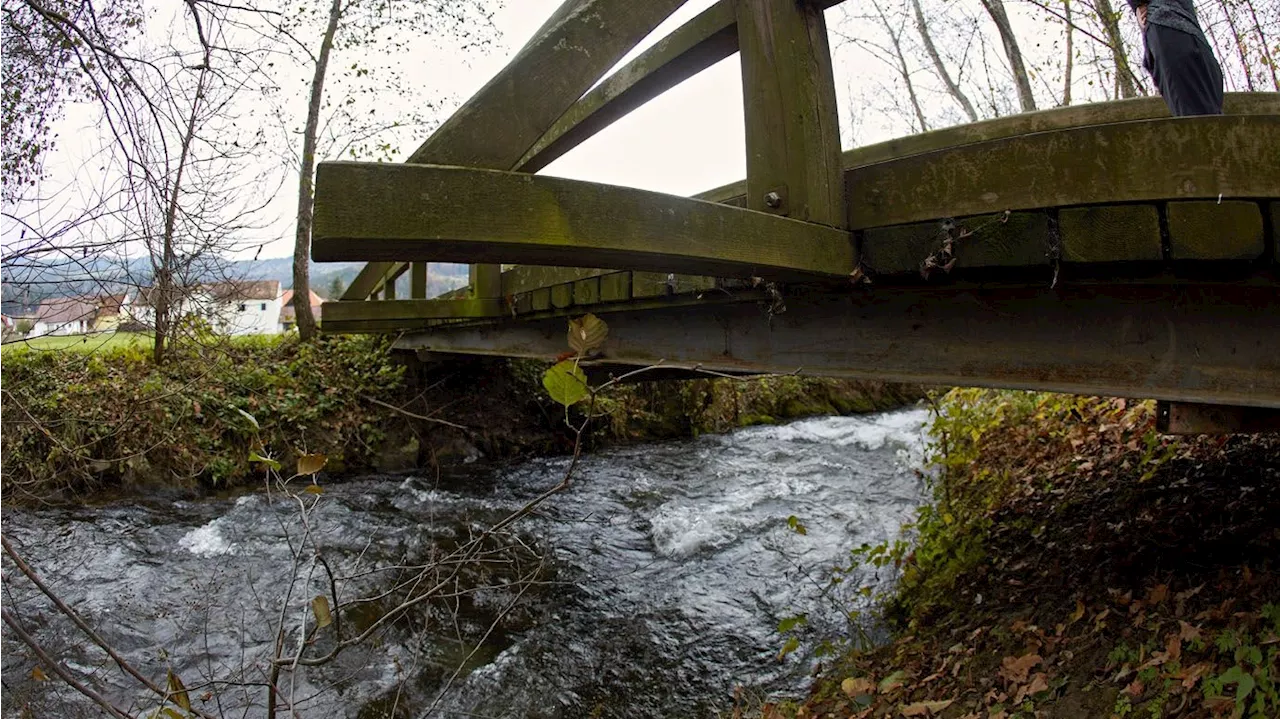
(397, 284, 1280, 409)
(313, 162, 854, 279)
(410, 262, 427, 298)
(406, 0, 687, 169)
(334, 0, 687, 301)
(848, 115, 1280, 230)
(844, 92, 1280, 169)
(737, 0, 844, 228)
(321, 298, 504, 333)
(517, 0, 738, 173)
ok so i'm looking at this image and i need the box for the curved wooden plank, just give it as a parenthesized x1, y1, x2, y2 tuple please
(848, 115, 1280, 230)
(843, 92, 1280, 168)
(517, 0, 737, 173)
(312, 162, 854, 279)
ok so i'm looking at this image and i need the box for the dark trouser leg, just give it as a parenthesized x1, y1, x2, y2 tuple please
(1145, 24, 1225, 116)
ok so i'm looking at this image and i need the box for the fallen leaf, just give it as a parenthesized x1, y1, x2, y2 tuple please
(1069, 599, 1085, 623)
(842, 677, 876, 697)
(1178, 620, 1202, 643)
(1148, 584, 1169, 604)
(999, 653, 1042, 684)
(1165, 632, 1182, 662)
(1123, 678, 1144, 698)
(901, 699, 953, 716)
(31, 666, 48, 682)
(879, 670, 908, 694)
(1015, 673, 1050, 703)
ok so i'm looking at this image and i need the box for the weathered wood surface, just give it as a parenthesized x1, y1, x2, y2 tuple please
(313, 163, 855, 279)
(1058, 205, 1162, 263)
(737, 0, 844, 227)
(860, 211, 1052, 275)
(1167, 201, 1266, 261)
(322, 298, 503, 333)
(397, 284, 1280, 409)
(844, 92, 1279, 168)
(410, 262, 427, 298)
(339, 0, 686, 301)
(517, 0, 737, 173)
(848, 115, 1280, 230)
(406, 0, 685, 169)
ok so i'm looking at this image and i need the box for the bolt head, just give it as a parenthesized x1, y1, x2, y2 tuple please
(763, 191, 782, 209)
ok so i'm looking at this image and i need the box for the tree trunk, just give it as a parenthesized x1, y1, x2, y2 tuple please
(1242, 0, 1279, 90)
(1062, 0, 1074, 105)
(1216, 0, 1255, 91)
(873, 1, 929, 132)
(293, 0, 343, 341)
(980, 0, 1037, 112)
(1092, 0, 1142, 98)
(154, 30, 212, 364)
(911, 0, 978, 122)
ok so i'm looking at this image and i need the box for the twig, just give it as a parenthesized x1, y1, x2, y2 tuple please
(1, 534, 220, 719)
(363, 396, 470, 430)
(1, 607, 134, 719)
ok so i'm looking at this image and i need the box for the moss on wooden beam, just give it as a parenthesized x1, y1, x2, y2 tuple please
(843, 92, 1280, 169)
(517, 0, 737, 173)
(1059, 205, 1162, 262)
(320, 299, 503, 333)
(848, 115, 1280, 230)
(860, 211, 1052, 275)
(1167, 201, 1265, 261)
(313, 163, 855, 279)
(405, 0, 685, 169)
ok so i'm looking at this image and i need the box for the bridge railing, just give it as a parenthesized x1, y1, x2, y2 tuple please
(320, 0, 851, 310)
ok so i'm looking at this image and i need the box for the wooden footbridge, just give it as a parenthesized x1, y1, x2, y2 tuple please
(313, 0, 1280, 428)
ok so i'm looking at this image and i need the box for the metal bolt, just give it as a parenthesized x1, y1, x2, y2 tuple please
(763, 191, 782, 209)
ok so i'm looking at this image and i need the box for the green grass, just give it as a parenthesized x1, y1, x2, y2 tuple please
(2, 332, 152, 354)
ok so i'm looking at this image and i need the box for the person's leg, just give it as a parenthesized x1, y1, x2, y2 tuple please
(1145, 24, 1224, 116)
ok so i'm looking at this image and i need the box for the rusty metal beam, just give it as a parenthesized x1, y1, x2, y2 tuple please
(395, 284, 1280, 409)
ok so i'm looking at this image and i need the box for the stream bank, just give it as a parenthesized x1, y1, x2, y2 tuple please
(0, 335, 923, 503)
(780, 391, 1280, 719)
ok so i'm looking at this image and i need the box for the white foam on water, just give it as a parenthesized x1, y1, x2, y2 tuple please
(178, 518, 235, 557)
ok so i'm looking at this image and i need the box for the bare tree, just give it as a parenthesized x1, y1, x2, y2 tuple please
(911, 0, 979, 122)
(979, 0, 1038, 111)
(1062, 0, 1075, 105)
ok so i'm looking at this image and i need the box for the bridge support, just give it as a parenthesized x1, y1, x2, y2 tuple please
(396, 284, 1280, 409)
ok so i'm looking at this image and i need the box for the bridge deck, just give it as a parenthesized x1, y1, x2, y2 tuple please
(311, 0, 1279, 408)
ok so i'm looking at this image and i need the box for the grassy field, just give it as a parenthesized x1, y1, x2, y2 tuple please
(1, 332, 152, 354)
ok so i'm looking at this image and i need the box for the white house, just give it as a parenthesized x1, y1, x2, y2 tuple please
(206, 280, 282, 335)
(124, 280, 284, 336)
(31, 296, 101, 337)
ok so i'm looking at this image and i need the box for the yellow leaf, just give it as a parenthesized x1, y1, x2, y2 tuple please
(167, 669, 191, 711)
(31, 666, 48, 682)
(297, 453, 328, 476)
(312, 595, 332, 628)
(567, 313, 608, 355)
(304, 484, 324, 495)
(842, 677, 876, 697)
(1069, 598, 1085, 623)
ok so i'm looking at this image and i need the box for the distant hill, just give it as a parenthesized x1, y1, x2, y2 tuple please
(2, 257, 471, 314)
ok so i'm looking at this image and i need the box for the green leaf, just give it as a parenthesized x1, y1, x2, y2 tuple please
(777, 614, 808, 633)
(542, 361, 589, 407)
(567, 313, 609, 355)
(777, 636, 800, 660)
(878, 669, 907, 693)
(787, 515, 808, 535)
(248, 451, 280, 471)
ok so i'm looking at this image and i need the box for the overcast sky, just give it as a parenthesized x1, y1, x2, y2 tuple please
(9, 0, 1172, 262)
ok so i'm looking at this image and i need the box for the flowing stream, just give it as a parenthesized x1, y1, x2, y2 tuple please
(2, 408, 929, 718)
